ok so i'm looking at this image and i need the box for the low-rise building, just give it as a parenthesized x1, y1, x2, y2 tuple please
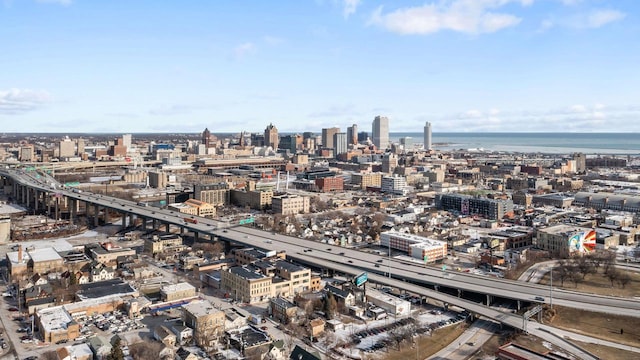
(161, 282, 197, 302)
(144, 233, 185, 255)
(221, 265, 273, 304)
(272, 194, 310, 215)
(182, 300, 225, 349)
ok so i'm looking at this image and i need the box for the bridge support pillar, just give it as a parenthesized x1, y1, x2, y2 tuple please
(486, 294, 492, 306)
(194, 232, 199, 242)
(121, 213, 127, 230)
(25, 186, 30, 207)
(94, 205, 100, 227)
(33, 190, 39, 213)
(434, 285, 439, 292)
(70, 199, 77, 224)
(129, 214, 135, 229)
(165, 223, 170, 232)
(457, 289, 463, 298)
(517, 300, 521, 311)
(152, 219, 158, 229)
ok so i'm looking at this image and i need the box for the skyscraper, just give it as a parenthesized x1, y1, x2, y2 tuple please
(347, 124, 358, 145)
(321, 127, 340, 149)
(372, 116, 389, 150)
(333, 132, 347, 156)
(202, 128, 211, 148)
(264, 123, 279, 149)
(424, 122, 432, 151)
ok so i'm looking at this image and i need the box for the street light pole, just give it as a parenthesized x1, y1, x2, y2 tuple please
(549, 267, 553, 309)
(388, 239, 391, 278)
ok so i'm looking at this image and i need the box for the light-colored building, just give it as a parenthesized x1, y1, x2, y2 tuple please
(380, 231, 447, 262)
(424, 121, 432, 150)
(144, 233, 185, 255)
(351, 172, 383, 190)
(321, 127, 340, 149)
(381, 175, 408, 195)
(59, 137, 76, 158)
(36, 306, 80, 344)
(372, 115, 389, 150)
(182, 300, 225, 348)
(194, 183, 229, 206)
(272, 260, 311, 297)
(168, 202, 198, 216)
(536, 225, 596, 255)
(271, 194, 310, 215)
(221, 265, 272, 304)
(161, 282, 197, 302)
(148, 171, 168, 189)
(230, 189, 273, 210)
(184, 198, 216, 217)
(366, 289, 411, 317)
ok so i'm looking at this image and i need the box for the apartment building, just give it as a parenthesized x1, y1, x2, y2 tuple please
(221, 265, 273, 304)
(436, 193, 514, 220)
(271, 194, 310, 215)
(351, 173, 382, 190)
(194, 183, 229, 206)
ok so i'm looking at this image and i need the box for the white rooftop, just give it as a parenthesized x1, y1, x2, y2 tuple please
(161, 282, 195, 294)
(65, 343, 94, 359)
(183, 300, 219, 318)
(38, 306, 73, 332)
(29, 247, 63, 262)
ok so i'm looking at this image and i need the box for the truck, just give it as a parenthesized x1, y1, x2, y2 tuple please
(184, 217, 198, 224)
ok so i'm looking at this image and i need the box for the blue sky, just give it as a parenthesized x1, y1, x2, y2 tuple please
(1, 0, 638, 133)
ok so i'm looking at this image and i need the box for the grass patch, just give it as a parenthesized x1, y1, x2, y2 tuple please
(547, 305, 640, 346)
(538, 268, 640, 298)
(573, 339, 640, 360)
(381, 324, 466, 360)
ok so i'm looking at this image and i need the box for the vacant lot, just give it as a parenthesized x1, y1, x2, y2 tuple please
(574, 339, 640, 360)
(548, 305, 640, 346)
(538, 268, 640, 298)
(382, 324, 466, 360)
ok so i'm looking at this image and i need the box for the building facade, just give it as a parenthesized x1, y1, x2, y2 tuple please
(372, 116, 389, 150)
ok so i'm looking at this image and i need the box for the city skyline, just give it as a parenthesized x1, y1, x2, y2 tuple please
(1, 0, 639, 133)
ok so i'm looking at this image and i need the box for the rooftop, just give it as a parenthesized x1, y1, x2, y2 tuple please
(183, 300, 220, 318)
(162, 282, 196, 294)
(229, 266, 269, 280)
(38, 306, 74, 332)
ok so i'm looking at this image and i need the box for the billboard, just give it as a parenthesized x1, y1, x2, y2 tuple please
(354, 272, 368, 287)
(568, 230, 596, 253)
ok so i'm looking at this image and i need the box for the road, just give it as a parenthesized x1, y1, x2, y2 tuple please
(428, 319, 498, 360)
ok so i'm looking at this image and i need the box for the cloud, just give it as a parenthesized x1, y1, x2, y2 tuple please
(368, 0, 529, 35)
(0, 88, 51, 114)
(233, 42, 256, 59)
(585, 9, 625, 28)
(36, 0, 72, 5)
(544, 9, 626, 31)
(342, 0, 362, 19)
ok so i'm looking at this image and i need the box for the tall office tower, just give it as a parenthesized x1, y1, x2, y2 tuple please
(424, 121, 432, 150)
(573, 153, 586, 173)
(372, 116, 389, 150)
(76, 138, 85, 156)
(202, 128, 211, 148)
(333, 132, 348, 156)
(357, 131, 369, 143)
(321, 127, 340, 149)
(122, 134, 132, 150)
(264, 123, 279, 149)
(59, 136, 75, 158)
(347, 124, 358, 145)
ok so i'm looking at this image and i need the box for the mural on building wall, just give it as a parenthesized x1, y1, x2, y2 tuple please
(568, 230, 596, 253)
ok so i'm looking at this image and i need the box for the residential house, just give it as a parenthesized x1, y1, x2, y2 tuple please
(154, 325, 176, 348)
(88, 335, 112, 360)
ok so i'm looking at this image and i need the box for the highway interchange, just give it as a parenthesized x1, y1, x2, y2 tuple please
(3, 167, 640, 359)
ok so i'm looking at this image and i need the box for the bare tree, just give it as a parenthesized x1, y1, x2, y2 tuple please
(555, 260, 570, 287)
(605, 266, 619, 287)
(575, 255, 595, 279)
(617, 272, 632, 289)
(129, 341, 165, 360)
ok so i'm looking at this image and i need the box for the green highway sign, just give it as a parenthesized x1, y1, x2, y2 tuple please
(239, 217, 255, 225)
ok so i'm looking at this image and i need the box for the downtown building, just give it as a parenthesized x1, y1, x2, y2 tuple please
(435, 193, 514, 220)
(372, 116, 389, 150)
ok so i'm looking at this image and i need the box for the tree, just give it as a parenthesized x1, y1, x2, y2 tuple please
(555, 260, 570, 287)
(324, 292, 337, 319)
(617, 272, 632, 289)
(575, 255, 595, 279)
(129, 341, 164, 360)
(108, 337, 125, 360)
(606, 266, 619, 287)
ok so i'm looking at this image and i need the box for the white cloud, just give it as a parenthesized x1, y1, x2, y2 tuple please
(36, 0, 72, 5)
(586, 9, 625, 28)
(540, 8, 625, 32)
(0, 88, 51, 114)
(342, 0, 362, 19)
(569, 104, 587, 113)
(368, 0, 527, 35)
(233, 42, 256, 59)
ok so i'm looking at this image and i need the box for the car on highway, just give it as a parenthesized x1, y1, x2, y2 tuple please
(534, 296, 545, 301)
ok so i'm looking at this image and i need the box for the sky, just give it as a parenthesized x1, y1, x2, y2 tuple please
(1, 0, 639, 133)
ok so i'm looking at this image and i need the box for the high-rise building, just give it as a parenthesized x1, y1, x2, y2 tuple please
(76, 138, 85, 156)
(424, 122, 432, 150)
(333, 132, 347, 156)
(382, 153, 398, 173)
(573, 153, 586, 173)
(400, 137, 413, 151)
(58, 137, 75, 158)
(202, 128, 211, 148)
(347, 124, 358, 145)
(264, 123, 279, 149)
(372, 116, 389, 150)
(122, 134, 132, 150)
(321, 127, 340, 149)
(357, 131, 369, 143)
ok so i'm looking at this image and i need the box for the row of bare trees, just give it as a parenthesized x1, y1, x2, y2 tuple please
(553, 251, 631, 288)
